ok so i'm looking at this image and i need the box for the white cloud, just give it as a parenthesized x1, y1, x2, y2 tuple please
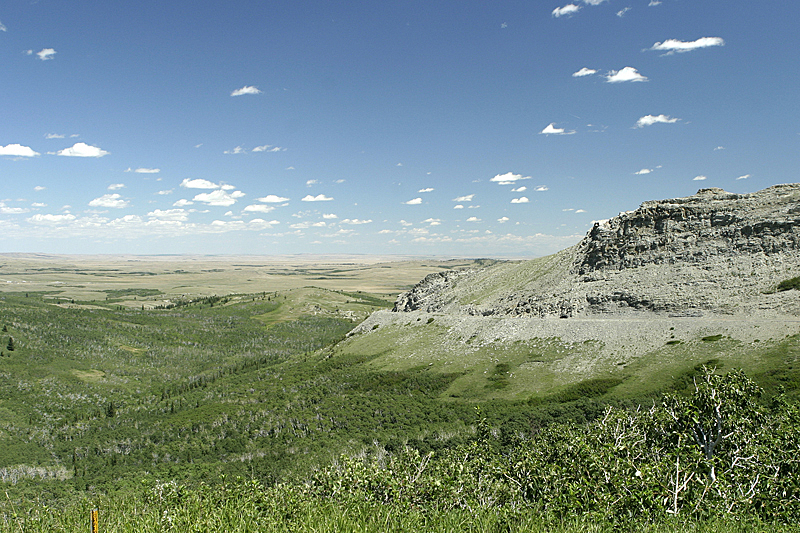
(552, 4, 581, 17)
(37, 48, 56, 61)
(108, 183, 125, 190)
(257, 194, 290, 203)
(405, 197, 423, 205)
(512, 186, 527, 192)
(193, 190, 245, 206)
(34, 186, 46, 191)
(452, 194, 475, 202)
(134, 167, 160, 173)
(541, 123, 576, 135)
(0, 20, 6, 32)
(181, 178, 219, 189)
(89, 194, 128, 208)
(0, 204, 30, 214)
(231, 85, 261, 96)
(31, 202, 46, 207)
(498, 217, 510, 223)
(605, 67, 647, 83)
(511, 197, 530, 203)
(616, 7, 631, 17)
(714, 146, 725, 151)
(736, 174, 751, 180)
(649, 0, 661, 5)
(635, 168, 652, 175)
(301, 194, 333, 202)
(693, 175, 707, 181)
(323, 213, 338, 219)
(572, 67, 597, 77)
(224, 146, 246, 155)
(27, 213, 76, 224)
(148, 209, 188, 221)
(157, 189, 173, 195)
(55, 142, 109, 157)
(243, 204, 276, 213)
(423, 218, 441, 226)
(173, 199, 194, 207)
(454, 205, 464, 209)
(399, 220, 413, 227)
(466, 216, 481, 222)
(649, 37, 724, 54)
(45, 133, 65, 139)
(583, 0, 608, 4)
(534, 185, 549, 192)
(635, 114, 680, 128)
(575, 209, 586, 213)
(0, 144, 40, 157)
(252, 145, 284, 152)
(418, 187, 435, 193)
(341, 219, 372, 225)
(491, 172, 531, 184)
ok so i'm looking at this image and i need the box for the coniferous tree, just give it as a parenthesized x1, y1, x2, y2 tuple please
(6, 337, 14, 351)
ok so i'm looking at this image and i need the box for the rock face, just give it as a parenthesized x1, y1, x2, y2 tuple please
(575, 185, 800, 274)
(393, 184, 800, 318)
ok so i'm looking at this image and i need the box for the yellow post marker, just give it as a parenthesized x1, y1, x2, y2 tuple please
(91, 509, 99, 533)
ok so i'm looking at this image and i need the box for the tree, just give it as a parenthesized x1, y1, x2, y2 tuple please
(7, 337, 14, 351)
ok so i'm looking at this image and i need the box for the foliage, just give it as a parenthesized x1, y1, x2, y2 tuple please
(777, 276, 800, 292)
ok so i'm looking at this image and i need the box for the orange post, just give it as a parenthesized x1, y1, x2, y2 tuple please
(91, 509, 99, 533)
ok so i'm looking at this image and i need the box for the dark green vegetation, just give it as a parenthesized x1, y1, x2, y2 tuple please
(2, 289, 800, 530)
(777, 275, 800, 292)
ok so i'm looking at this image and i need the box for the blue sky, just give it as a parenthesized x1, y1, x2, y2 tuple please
(1, 0, 798, 256)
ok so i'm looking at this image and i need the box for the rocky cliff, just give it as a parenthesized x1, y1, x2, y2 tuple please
(394, 184, 800, 318)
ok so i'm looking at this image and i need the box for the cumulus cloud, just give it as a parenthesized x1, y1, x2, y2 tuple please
(0, 203, 30, 214)
(511, 197, 530, 203)
(323, 213, 338, 219)
(635, 114, 680, 128)
(301, 194, 333, 202)
(649, 37, 724, 54)
(466, 216, 481, 222)
(541, 123, 576, 135)
(572, 67, 597, 77)
(243, 204, 276, 213)
(34, 186, 46, 191)
(193, 190, 245, 206)
(173, 199, 193, 207)
(454, 205, 464, 209)
(498, 217, 510, 223)
(257, 194, 289, 203)
(404, 197, 423, 205)
(45, 133, 65, 139)
(736, 174, 751, 180)
(224, 146, 246, 155)
(534, 185, 549, 192)
(575, 209, 586, 213)
(108, 183, 125, 190)
(37, 48, 56, 60)
(605, 67, 647, 83)
(134, 167, 160, 173)
(617, 7, 631, 17)
(89, 194, 128, 208)
(552, 4, 581, 17)
(453, 194, 475, 202)
(693, 175, 707, 181)
(27, 213, 76, 224)
(491, 172, 531, 184)
(252, 145, 284, 152)
(148, 209, 188, 221)
(231, 85, 261, 96)
(341, 219, 372, 225)
(422, 218, 442, 226)
(418, 187, 435, 193)
(55, 142, 109, 157)
(181, 178, 220, 189)
(0, 143, 40, 157)
(512, 186, 527, 192)
(635, 168, 652, 175)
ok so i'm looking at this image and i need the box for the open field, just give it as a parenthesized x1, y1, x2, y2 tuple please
(0, 253, 483, 307)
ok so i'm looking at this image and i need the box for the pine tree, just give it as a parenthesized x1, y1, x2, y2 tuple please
(6, 337, 14, 351)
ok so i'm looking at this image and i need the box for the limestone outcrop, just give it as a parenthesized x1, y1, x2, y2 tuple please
(393, 184, 800, 318)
